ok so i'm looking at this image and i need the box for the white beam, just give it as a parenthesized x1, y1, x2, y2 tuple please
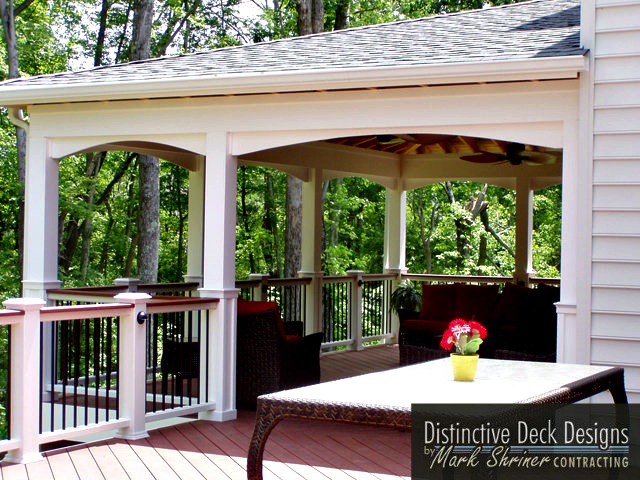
(239, 142, 400, 180)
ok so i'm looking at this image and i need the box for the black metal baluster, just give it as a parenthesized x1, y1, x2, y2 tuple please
(105, 316, 112, 421)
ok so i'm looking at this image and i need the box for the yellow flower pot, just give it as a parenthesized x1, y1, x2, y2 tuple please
(450, 353, 479, 381)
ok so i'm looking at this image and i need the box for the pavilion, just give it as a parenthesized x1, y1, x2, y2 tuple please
(0, 0, 638, 430)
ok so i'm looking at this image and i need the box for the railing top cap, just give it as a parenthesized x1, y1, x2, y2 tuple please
(3, 297, 47, 310)
(114, 292, 152, 302)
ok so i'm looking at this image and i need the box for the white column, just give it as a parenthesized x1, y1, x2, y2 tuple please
(514, 177, 534, 286)
(3, 298, 46, 464)
(198, 132, 238, 421)
(184, 159, 204, 286)
(115, 293, 151, 440)
(558, 118, 590, 364)
(383, 188, 407, 273)
(22, 136, 61, 299)
(300, 168, 324, 335)
(383, 188, 407, 342)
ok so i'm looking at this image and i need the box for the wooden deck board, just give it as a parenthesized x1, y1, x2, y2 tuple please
(1, 345, 407, 480)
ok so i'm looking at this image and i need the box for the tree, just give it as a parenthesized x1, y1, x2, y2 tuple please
(130, 0, 160, 283)
(0, 0, 37, 280)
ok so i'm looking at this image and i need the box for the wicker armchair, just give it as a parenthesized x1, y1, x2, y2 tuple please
(236, 299, 323, 408)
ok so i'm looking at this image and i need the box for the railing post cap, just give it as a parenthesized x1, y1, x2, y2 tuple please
(114, 292, 152, 303)
(3, 297, 47, 311)
(248, 273, 271, 280)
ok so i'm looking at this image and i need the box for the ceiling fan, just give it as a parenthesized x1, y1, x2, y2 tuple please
(459, 142, 556, 166)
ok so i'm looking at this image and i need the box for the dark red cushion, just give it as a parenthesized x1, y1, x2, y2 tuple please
(494, 282, 533, 327)
(419, 283, 456, 321)
(237, 298, 279, 315)
(453, 283, 500, 322)
(237, 298, 287, 338)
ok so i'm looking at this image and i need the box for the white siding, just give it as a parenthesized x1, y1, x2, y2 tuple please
(591, 0, 640, 401)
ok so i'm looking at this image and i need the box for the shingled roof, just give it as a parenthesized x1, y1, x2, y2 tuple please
(0, 0, 584, 103)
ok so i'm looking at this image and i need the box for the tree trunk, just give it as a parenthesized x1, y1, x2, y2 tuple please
(285, 175, 303, 277)
(442, 182, 471, 271)
(130, 0, 160, 283)
(80, 152, 106, 282)
(296, 0, 324, 35)
(311, 0, 324, 33)
(334, 0, 349, 30)
(131, 0, 153, 61)
(286, 0, 325, 278)
(94, 0, 110, 66)
(1, 0, 27, 280)
(137, 154, 160, 282)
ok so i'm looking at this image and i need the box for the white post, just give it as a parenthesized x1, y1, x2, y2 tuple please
(114, 293, 151, 440)
(383, 188, 407, 342)
(347, 270, 364, 351)
(248, 273, 270, 301)
(3, 298, 46, 463)
(383, 188, 407, 273)
(197, 295, 237, 421)
(300, 168, 324, 335)
(558, 118, 589, 364)
(514, 177, 534, 286)
(198, 133, 238, 421)
(185, 160, 204, 286)
(22, 136, 61, 299)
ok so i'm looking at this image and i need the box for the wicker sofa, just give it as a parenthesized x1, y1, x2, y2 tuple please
(236, 299, 323, 407)
(398, 282, 560, 365)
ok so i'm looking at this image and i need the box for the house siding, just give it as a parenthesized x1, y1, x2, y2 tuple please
(590, 0, 640, 402)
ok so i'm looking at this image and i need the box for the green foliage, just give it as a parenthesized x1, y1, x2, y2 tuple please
(0, 112, 21, 301)
(322, 177, 385, 275)
(532, 185, 562, 277)
(405, 181, 561, 277)
(254, 0, 525, 40)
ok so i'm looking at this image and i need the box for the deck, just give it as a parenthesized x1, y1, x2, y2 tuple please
(1, 345, 409, 480)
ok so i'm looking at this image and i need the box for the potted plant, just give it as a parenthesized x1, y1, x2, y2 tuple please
(390, 281, 421, 321)
(440, 319, 488, 381)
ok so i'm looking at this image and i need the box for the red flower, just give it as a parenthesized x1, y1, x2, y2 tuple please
(468, 320, 487, 339)
(440, 318, 488, 354)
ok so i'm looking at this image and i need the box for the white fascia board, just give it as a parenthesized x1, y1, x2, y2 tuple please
(0, 55, 588, 107)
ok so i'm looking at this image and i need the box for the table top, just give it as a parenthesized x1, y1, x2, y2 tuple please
(262, 358, 619, 409)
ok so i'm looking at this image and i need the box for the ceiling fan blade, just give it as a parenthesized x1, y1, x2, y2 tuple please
(518, 151, 557, 165)
(460, 153, 506, 164)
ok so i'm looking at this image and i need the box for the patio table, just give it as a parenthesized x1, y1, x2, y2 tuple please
(246, 358, 627, 480)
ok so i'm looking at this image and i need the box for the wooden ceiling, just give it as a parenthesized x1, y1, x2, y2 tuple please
(325, 134, 562, 165)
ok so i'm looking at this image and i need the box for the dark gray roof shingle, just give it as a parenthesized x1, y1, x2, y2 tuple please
(0, 0, 582, 89)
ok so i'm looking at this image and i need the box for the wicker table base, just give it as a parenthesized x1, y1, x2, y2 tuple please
(246, 358, 627, 480)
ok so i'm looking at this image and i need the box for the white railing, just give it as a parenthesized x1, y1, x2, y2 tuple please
(0, 294, 218, 463)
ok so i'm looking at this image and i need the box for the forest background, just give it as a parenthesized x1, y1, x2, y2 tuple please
(0, 0, 561, 303)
